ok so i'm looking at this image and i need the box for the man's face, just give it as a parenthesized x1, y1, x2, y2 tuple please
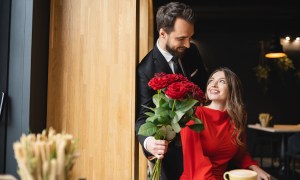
(161, 18, 194, 58)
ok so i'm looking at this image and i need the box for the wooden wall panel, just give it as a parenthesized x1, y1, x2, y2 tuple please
(47, 0, 137, 179)
(139, 0, 154, 62)
(138, 0, 154, 179)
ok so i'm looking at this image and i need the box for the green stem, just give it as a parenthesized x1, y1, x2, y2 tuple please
(158, 90, 161, 99)
(157, 90, 161, 107)
(171, 100, 176, 111)
(150, 159, 162, 180)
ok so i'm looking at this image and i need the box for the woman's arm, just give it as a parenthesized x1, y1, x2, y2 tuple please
(249, 165, 271, 180)
(231, 132, 271, 180)
(180, 125, 216, 180)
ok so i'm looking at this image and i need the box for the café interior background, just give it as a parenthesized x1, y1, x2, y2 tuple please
(154, 0, 300, 158)
(1, 0, 300, 179)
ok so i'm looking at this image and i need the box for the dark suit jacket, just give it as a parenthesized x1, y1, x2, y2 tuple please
(136, 42, 208, 180)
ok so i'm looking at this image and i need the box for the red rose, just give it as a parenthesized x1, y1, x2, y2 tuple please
(179, 81, 205, 102)
(148, 73, 188, 90)
(148, 73, 205, 101)
(165, 82, 189, 100)
(148, 75, 170, 90)
(191, 85, 205, 102)
(165, 74, 189, 83)
(154, 72, 167, 77)
(181, 81, 194, 90)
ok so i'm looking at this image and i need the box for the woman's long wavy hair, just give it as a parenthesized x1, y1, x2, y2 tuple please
(206, 67, 246, 148)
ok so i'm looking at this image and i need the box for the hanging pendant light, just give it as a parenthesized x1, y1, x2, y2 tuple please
(265, 35, 287, 58)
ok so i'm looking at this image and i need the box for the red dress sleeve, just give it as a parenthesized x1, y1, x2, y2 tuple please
(180, 125, 217, 180)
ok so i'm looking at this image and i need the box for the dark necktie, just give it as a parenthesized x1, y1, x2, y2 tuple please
(172, 57, 182, 74)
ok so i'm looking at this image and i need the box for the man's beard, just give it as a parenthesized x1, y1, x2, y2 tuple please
(166, 42, 186, 59)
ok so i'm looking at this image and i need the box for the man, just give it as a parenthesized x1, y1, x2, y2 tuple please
(136, 2, 208, 179)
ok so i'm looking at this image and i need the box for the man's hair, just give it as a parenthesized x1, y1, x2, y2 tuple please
(156, 2, 195, 34)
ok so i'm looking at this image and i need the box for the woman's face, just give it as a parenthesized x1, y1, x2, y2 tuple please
(206, 71, 228, 103)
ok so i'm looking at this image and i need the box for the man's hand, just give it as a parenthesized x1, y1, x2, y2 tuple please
(146, 136, 169, 159)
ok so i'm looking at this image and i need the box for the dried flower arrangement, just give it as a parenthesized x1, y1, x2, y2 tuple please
(13, 127, 79, 180)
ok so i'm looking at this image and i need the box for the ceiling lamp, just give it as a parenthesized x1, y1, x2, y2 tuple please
(265, 35, 287, 59)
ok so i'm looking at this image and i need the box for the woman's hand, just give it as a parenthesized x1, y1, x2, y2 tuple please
(249, 165, 271, 180)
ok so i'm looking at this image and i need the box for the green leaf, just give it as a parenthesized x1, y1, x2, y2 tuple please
(188, 124, 204, 132)
(138, 122, 158, 136)
(152, 118, 161, 125)
(161, 101, 169, 108)
(172, 111, 185, 123)
(155, 107, 170, 117)
(168, 99, 175, 108)
(141, 105, 154, 111)
(159, 96, 168, 106)
(145, 115, 158, 122)
(176, 98, 198, 113)
(171, 122, 181, 133)
(172, 113, 179, 124)
(191, 117, 202, 124)
(153, 94, 164, 107)
(168, 110, 176, 118)
(157, 116, 171, 124)
(155, 126, 167, 140)
(165, 125, 176, 141)
(145, 112, 154, 117)
(161, 93, 169, 101)
(175, 111, 185, 122)
(186, 108, 193, 116)
(153, 94, 159, 107)
(178, 116, 191, 127)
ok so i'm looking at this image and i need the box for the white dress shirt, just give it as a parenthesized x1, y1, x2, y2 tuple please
(156, 40, 184, 74)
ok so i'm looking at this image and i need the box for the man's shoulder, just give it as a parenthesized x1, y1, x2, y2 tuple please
(183, 43, 203, 65)
(185, 43, 199, 56)
(137, 49, 155, 69)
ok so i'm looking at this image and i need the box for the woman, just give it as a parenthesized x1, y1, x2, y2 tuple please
(180, 67, 271, 180)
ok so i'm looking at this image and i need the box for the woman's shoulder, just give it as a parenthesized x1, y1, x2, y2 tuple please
(197, 106, 227, 113)
(196, 106, 229, 122)
(196, 106, 220, 113)
(195, 106, 210, 118)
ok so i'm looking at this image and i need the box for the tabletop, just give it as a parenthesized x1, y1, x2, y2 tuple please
(248, 124, 300, 133)
(0, 175, 17, 180)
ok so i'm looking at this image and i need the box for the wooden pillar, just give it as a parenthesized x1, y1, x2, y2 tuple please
(138, 0, 154, 179)
(48, 0, 154, 179)
(47, 0, 138, 179)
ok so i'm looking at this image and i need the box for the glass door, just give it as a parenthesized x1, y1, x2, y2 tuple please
(0, 0, 11, 173)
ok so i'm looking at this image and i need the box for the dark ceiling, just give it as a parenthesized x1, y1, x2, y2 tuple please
(153, 0, 300, 35)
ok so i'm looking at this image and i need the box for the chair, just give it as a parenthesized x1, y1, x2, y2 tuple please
(286, 132, 300, 178)
(251, 131, 280, 167)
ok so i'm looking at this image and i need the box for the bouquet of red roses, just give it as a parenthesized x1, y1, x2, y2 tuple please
(138, 73, 206, 180)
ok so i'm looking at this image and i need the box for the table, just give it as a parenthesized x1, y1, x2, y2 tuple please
(248, 124, 300, 175)
(0, 175, 17, 180)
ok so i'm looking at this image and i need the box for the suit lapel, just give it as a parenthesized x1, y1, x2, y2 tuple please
(152, 45, 173, 74)
(180, 56, 191, 79)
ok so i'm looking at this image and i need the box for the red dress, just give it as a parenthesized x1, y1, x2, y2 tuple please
(180, 106, 258, 180)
